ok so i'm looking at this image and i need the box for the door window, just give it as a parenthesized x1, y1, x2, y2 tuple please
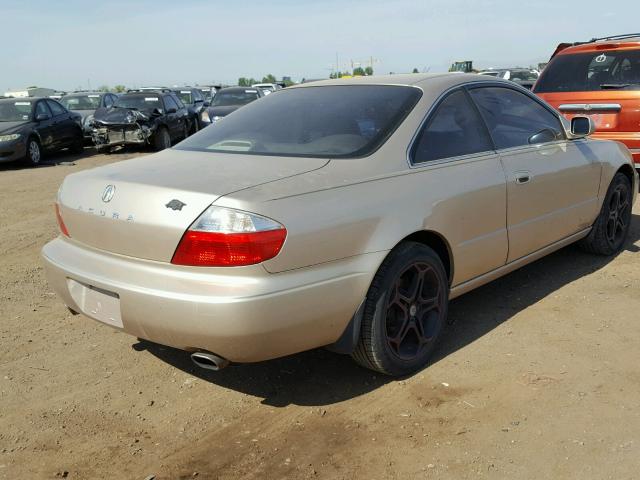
(46, 100, 67, 116)
(411, 89, 493, 164)
(163, 95, 179, 111)
(104, 95, 114, 108)
(35, 101, 52, 118)
(469, 87, 564, 149)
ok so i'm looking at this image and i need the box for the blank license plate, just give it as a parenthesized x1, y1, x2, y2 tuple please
(67, 279, 123, 328)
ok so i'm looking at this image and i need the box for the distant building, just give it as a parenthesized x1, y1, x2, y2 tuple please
(4, 87, 57, 98)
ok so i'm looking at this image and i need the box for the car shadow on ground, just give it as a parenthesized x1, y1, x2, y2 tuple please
(0, 145, 147, 171)
(138, 214, 640, 407)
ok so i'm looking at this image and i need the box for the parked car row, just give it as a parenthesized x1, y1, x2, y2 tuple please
(0, 84, 268, 164)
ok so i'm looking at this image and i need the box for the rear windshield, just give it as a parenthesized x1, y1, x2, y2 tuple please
(211, 90, 259, 107)
(114, 95, 161, 111)
(176, 85, 422, 158)
(176, 91, 193, 104)
(60, 95, 101, 110)
(534, 49, 640, 92)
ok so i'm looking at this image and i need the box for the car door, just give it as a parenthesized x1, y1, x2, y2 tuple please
(468, 85, 601, 262)
(162, 94, 182, 140)
(33, 100, 56, 150)
(409, 88, 508, 283)
(46, 99, 76, 148)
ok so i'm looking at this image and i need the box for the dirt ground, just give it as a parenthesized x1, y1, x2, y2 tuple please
(0, 149, 639, 480)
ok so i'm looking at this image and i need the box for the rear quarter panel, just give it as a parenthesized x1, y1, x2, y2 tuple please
(215, 153, 509, 287)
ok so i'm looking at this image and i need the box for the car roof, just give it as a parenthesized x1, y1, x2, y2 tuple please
(220, 87, 261, 93)
(558, 34, 640, 55)
(290, 73, 506, 91)
(61, 91, 106, 96)
(0, 97, 48, 102)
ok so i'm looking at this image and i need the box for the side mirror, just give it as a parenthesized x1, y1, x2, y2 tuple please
(202, 101, 210, 107)
(570, 116, 595, 138)
(152, 108, 163, 116)
(167, 107, 177, 114)
(35, 113, 51, 122)
(528, 128, 559, 145)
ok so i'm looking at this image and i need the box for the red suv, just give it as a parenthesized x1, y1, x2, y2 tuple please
(534, 34, 640, 169)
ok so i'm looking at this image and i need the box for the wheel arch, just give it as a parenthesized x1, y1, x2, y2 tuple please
(616, 163, 636, 189)
(328, 229, 454, 355)
(27, 130, 42, 145)
(399, 230, 454, 285)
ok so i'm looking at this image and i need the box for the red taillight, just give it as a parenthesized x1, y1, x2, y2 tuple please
(55, 203, 70, 237)
(171, 229, 287, 267)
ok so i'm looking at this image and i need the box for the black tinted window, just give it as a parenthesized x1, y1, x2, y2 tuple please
(469, 87, 563, 149)
(164, 95, 179, 111)
(412, 89, 493, 163)
(46, 100, 66, 116)
(35, 101, 51, 118)
(177, 85, 422, 158)
(534, 49, 640, 92)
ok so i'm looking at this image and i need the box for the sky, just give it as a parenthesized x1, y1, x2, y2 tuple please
(1, 0, 639, 92)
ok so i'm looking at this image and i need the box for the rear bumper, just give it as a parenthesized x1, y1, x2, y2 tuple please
(41, 236, 383, 362)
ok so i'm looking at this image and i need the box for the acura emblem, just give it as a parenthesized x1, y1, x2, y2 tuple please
(102, 185, 116, 203)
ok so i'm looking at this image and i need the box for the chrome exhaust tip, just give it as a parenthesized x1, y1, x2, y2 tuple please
(190, 351, 229, 371)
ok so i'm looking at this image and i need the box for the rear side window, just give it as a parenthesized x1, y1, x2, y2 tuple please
(534, 49, 640, 92)
(411, 89, 493, 164)
(177, 85, 422, 158)
(469, 87, 563, 149)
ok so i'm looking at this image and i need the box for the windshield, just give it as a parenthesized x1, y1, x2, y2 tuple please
(534, 49, 640, 92)
(211, 90, 259, 107)
(176, 85, 422, 158)
(114, 95, 162, 111)
(176, 91, 193, 104)
(0, 100, 32, 122)
(508, 70, 538, 81)
(60, 94, 101, 110)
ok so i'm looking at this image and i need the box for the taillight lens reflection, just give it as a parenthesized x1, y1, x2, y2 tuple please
(55, 203, 70, 237)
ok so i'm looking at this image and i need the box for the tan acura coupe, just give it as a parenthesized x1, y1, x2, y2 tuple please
(42, 74, 637, 376)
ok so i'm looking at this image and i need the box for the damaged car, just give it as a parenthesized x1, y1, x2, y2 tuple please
(91, 89, 190, 152)
(60, 91, 118, 144)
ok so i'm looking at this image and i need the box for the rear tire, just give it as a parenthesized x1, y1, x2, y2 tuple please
(352, 242, 449, 376)
(578, 172, 632, 255)
(24, 137, 42, 166)
(153, 127, 171, 151)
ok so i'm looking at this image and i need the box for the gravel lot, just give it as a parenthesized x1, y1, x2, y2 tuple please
(1, 149, 639, 479)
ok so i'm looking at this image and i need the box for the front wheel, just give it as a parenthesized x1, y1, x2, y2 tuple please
(352, 242, 449, 376)
(579, 172, 632, 255)
(153, 127, 171, 151)
(24, 137, 42, 166)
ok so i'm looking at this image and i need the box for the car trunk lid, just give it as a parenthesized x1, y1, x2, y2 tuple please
(57, 149, 328, 262)
(539, 90, 640, 132)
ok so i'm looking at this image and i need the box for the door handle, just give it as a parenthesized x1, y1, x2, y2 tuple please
(515, 171, 532, 184)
